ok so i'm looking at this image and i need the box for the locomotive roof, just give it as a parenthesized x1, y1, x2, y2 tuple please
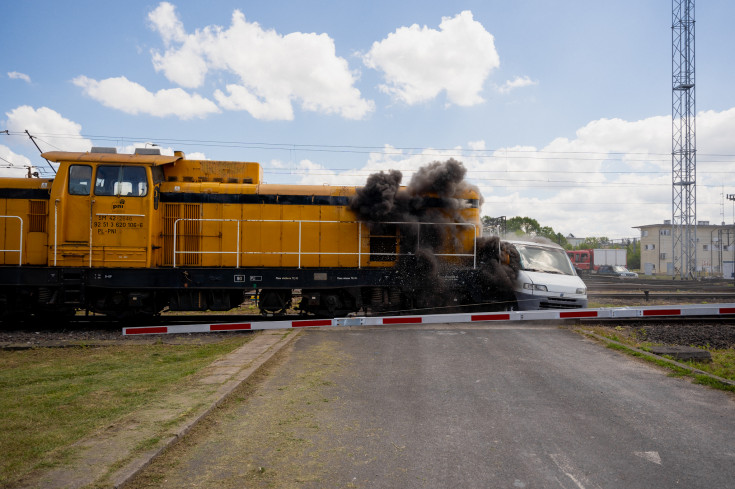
(43, 150, 264, 183)
(42, 151, 183, 166)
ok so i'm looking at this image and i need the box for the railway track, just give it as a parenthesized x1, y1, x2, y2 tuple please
(585, 276, 735, 302)
(2, 276, 733, 348)
(584, 276, 734, 292)
(589, 292, 735, 301)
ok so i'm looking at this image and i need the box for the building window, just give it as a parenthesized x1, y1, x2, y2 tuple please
(645, 244, 656, 250)
(660, 229, 671, 236)
(660, 252, 667, 260)
(642, 230, 649, 237)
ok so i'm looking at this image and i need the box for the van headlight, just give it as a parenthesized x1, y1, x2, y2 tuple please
(576, 288, 586, 295)
(523, 283, 547, 292)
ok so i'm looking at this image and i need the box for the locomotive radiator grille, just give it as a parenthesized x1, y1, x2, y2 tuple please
(162, 203, 201, 266)
(28, 200, 47, 233)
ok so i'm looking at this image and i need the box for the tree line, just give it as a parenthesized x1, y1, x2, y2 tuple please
(482, 216, 640, 269)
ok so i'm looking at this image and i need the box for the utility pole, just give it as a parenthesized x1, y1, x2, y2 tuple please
(672, 0, 696, 279)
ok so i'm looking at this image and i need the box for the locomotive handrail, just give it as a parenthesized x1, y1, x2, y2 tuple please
(172, 218, 242, 268)
(54, 200, 59, 266)
(0, 215, 23, 265)
(171, 218, 478, 269)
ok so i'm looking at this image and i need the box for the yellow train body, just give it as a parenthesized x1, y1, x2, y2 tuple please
(0, 149, 480, 269)
(0, 149, 484, 317)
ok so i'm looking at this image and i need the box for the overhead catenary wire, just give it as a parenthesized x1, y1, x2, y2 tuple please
(2, 131, 733, 200)
(4, 130, 735, 163)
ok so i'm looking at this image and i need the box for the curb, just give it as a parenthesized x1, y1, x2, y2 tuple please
(111, 329, 302, 488)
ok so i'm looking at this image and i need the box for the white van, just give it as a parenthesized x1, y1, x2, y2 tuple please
(507, 240, 588, 310)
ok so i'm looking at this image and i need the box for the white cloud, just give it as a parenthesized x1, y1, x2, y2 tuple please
(214, 84, 295, 121)
(0, 144, 34, 177)
(5, 105, 92, 152)
(73, 75, 220, 120)
(7, 71, 31, 83)
(498, 75, 537, 94)
(475, 108, 735, 237)
(468, 140, 486, 151)
(286, 144, 477, 187)
(272, 107, 735, 238)
(147, 2, 186, 45)
(151, 44, 209, 89)
(362, 11, 499, 106)
(147, 3, 374, 120)
(697, 107, 735, 153)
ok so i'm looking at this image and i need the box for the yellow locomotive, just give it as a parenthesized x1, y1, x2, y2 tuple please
(0, 148, 502, 319)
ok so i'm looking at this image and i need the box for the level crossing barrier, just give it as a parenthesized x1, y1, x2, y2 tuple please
(123, 303, 735, 336)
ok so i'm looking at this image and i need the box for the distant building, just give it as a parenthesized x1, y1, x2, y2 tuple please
(634, 220, 735, 277)
(565, 234, 585, 247)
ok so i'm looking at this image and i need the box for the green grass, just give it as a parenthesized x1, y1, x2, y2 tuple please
(582, 325, 735, 392)
(0, 336, 251, 485)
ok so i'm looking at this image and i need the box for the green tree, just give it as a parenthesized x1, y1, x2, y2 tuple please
(506, 216, 541, 236)
(498, 216, 568, 246)
(627, 240, 641, 269)
(577, 236, 611, 249)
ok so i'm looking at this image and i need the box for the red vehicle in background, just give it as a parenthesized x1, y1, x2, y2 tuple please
(567, 249, 627, 275)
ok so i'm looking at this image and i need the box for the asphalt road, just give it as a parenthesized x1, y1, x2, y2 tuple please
(130, 323, 735, 489)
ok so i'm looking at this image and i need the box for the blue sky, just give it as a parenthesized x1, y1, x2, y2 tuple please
(2, 0, 735, 239)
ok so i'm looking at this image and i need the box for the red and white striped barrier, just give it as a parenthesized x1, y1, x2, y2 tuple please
(122, 303, 735, 335)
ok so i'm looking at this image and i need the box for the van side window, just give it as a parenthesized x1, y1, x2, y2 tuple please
(94, 166, 148, 197)
(69, 165, 92, 195)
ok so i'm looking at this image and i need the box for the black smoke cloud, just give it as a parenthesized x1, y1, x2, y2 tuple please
(350, 159, 519, 311)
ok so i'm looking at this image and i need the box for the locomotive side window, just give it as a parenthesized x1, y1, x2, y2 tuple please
(68, 165, 92, 195)
(94, 166, 148, 197)
(151, 166, 165, 185)
(122, 166, 148, 196)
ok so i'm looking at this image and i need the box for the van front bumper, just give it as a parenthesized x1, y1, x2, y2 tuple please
(514, 291, 588, 311)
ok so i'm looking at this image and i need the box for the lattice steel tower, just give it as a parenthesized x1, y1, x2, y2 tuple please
(672, 0, 697, 279)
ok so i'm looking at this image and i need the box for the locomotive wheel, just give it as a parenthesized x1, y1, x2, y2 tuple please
(258, 289, 292, 315)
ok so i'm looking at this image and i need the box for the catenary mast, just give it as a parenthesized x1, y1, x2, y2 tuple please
(671, 0, 696, 279)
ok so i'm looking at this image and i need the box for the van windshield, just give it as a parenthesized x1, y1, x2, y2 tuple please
(514, 244, 575, 275)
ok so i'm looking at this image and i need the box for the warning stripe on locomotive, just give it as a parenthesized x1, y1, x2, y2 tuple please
(122, 303, 735, 335)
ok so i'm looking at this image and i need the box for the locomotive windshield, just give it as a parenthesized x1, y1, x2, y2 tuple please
(514, 244, 575, 275)
(94, 166, 148, 197)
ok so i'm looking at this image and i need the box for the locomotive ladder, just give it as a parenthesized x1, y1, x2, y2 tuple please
(60, 269, 85, 305)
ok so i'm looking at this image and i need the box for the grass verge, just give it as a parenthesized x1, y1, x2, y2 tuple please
(0, 335, 252, 486)
(579, 325, 735, 393)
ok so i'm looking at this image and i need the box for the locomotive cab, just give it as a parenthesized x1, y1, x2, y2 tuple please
(45, 150, 177, 268)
